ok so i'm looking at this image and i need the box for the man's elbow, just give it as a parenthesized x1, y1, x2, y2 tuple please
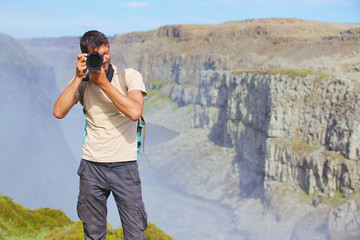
(129, 114, 142, 122)
(128, 109, 142, 122)
(53, 109, 65, 119)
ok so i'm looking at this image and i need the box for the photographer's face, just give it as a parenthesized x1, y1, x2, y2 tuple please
(89, 44, 111, 73)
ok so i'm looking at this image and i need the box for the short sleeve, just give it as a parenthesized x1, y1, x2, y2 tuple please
(125, 68, 147, 97)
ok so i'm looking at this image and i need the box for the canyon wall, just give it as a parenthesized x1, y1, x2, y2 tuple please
(193, 71, 360, 196)
(145, 69, 360, 239)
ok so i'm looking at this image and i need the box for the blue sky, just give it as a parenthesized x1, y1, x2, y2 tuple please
(0, 0, 359, 38)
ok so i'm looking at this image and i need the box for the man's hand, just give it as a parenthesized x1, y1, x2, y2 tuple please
(88, 67, 108, 87)
(53, 54, 86, 119)
(76, 53, 88, 79)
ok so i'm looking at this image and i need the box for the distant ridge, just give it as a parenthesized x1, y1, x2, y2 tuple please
(115, 18, 360, 41)
(16, 18, 360, 90)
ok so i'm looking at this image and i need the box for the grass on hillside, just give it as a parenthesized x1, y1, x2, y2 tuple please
(44, 222, 173, 240)
(301, 189, 347, 208)
(144, 89, 179, 112)
(0, 194, 174, 240)
(0, 195, 72, 239)
(233, 68, 329, 81)
(271, 137, 321, 155)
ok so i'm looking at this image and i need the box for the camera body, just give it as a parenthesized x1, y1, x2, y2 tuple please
(86, 52, 103, 71)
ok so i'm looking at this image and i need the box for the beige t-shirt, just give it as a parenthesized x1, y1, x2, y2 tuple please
(78, 65, 147, 163)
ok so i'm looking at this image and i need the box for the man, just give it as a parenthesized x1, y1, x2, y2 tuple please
(53, 30, 148, 240)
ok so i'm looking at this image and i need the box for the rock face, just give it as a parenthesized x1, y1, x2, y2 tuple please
(17, 37, 80, 90)
(129, 21, 360, 239)
(327, 196, 360, 239)
(111, 18, 360, 86)
(145, 70, 360, 239)
(193, 71, 360, 195)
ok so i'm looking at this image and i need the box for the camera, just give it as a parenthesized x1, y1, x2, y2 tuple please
(86, 52, 103, 71)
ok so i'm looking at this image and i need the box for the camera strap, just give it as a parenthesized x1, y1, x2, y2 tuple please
(83, 64, 114, 82)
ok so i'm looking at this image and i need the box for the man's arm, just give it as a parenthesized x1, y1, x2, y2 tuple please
(52, 77, 81, 119)
(89, 69, 144, 121)
(53, 54, 87, 119)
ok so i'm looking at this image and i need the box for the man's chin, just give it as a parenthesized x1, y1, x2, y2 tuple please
(103, 63, 110, 72)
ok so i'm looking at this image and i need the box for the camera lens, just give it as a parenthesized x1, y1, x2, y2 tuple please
(86, 52, 103, 71)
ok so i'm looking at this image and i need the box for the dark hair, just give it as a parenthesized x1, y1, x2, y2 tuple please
(80, 30, 109, 53)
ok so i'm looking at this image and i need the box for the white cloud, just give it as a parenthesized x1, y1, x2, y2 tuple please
(126, 2, 152, 8)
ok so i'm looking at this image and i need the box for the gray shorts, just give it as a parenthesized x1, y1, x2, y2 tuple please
(77, 159, 147, 240)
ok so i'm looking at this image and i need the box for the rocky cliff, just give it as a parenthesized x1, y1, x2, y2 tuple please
(17, 37, 80, 90)
(125, 19, 360, 239)
(193, 71, 360, 195)
(111, 18, 360, 81)
(144, 70, 360, 239)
